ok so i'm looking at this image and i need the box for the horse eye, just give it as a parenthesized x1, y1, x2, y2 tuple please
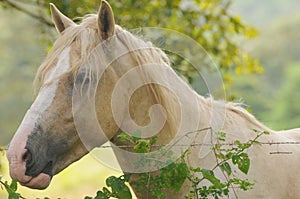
(75, 73, 90, 85)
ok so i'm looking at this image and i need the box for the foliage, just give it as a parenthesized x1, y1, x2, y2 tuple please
(0, 0, 262, 80)
(0, 177, 52, 199)
(84, 175, 131, 199)
(183, 130, 269, 199)
(90, 130, 266, 199)
(117, 132, 189, 198)
(0, 178, 25, 199)
(1, 130, 267, 198)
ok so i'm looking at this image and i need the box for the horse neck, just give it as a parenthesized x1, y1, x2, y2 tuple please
(94, 31, 272, 145)
(97, 62, 272, 146)
(131, 83, 183, 144)
(119, 68, 210, 145)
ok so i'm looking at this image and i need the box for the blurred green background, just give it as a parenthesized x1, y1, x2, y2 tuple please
(0, 0, 300, 198)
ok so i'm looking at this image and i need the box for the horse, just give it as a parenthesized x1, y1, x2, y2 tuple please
(6, 1, 300, 198)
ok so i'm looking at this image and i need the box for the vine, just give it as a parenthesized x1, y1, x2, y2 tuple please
(1, 130, 268, 199)
(86, 129, 267, 199)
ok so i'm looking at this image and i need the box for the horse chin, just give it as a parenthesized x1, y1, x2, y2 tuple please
(20, 173, 51, 190)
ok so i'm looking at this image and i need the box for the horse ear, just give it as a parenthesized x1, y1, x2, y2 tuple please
(50, 3, 75, 34)
(98, 0, 115, 40)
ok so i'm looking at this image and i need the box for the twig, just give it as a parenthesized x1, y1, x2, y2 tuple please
(0, 0, 53, 27)
(212, 144, 239, 198)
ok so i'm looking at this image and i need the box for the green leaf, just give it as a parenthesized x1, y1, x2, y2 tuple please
(230, 178, 254, 191)
(106, 176, 132, 199)
(95, 190, 110, 199)
(220, 162, 232, 176)
(10, 180, 18, 192)
(232, 153, 250, 174)
(252, 129, 259, 133)
(201, 169, 222, 188)
(149, 136, 158, 146)
(133, 140, 150, 153)
(223, 188, 229, 195)
(232, 154, 239, 164)
(234, 140, 242, 147)
(215, 131, 226, 142)
(117, 132, 133, 143)
(4, 181, 13, 194)
(250, 140, 261, 145)
(190, 166, 202, 172)
(8, 192, 19, 199)
(122, 173, 131, 182)
(106, 176, 117, 187)
(168, 162, 188, 192)
(102, 187, 111, 196)
(239, 155, 250, 175)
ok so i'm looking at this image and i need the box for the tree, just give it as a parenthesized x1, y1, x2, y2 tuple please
(0, 0, 262, 80)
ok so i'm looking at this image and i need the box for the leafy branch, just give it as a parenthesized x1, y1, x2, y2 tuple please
(0, 130, 268, 199)
(0, 177, 26, 199)
(104, 130, 267, 199)
(84, 174, 132, 199)
(185, 130, 268, 199)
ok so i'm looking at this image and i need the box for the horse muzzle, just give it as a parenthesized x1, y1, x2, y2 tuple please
(6, 110, 53, 190)
(6, 146, 52, 190)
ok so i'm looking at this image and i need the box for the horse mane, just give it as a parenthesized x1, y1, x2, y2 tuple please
(34, 13, 170, 87)
(34, 13, 271, 134)
(34, 14, 102, 92)
(225, 101, 272, 132)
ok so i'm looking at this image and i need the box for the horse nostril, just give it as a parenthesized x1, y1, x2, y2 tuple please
(22, 150, 32, 163)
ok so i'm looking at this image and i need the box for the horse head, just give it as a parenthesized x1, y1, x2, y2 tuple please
(6, 0, 117, 189)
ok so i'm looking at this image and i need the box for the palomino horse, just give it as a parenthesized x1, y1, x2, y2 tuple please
(6, 1, 300, 198)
